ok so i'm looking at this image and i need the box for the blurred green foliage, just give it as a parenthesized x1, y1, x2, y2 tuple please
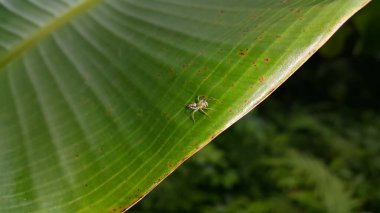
(130, 2, 380, 213)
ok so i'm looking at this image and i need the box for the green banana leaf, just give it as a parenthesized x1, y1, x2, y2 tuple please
(0, 0, 369, 212)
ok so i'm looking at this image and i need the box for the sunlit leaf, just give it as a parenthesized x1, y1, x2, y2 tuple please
(0, 0, 369, 212)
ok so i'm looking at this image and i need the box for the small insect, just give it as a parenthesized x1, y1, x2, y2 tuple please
(186, 96, 215, 122)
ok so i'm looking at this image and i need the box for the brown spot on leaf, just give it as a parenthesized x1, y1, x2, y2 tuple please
(264, 58, 270, 63)
(259, 76, 266, 83)
(197, 67, 208, 73)
(239, 49, 249, 56)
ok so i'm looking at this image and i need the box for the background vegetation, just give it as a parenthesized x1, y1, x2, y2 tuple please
(130, 1, 380, 212)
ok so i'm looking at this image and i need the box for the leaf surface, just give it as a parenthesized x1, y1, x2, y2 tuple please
(0, 0, 369, 212)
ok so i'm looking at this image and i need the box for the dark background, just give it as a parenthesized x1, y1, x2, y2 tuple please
(131, 2, 380, 212)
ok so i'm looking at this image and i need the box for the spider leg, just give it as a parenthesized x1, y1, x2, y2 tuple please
(191, 109, 198, 122)
(199, 109, 210, 118)
(207, 97, 219, 103)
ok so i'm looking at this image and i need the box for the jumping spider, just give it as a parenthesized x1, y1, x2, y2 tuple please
(186, 96, 215, 122)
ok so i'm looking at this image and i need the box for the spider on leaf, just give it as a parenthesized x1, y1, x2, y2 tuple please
(186, 95, 217, 122)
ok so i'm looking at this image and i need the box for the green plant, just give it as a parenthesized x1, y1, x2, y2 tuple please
(0, 0, 370, 212)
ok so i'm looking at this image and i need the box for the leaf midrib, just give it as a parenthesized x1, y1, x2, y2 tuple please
(0, 0, 103, 69)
